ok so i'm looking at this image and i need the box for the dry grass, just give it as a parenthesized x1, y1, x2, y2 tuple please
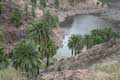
(91, 62, 120, 80)
(0, 67, 27, 80)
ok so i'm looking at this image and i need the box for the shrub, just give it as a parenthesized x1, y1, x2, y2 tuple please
(0, 48, 9, 70)
(39, 0, 46, 9)
(11, 8, 22, 27)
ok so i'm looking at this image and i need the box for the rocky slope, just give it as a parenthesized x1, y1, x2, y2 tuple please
(37, 38, 120, 80)
(38, 69, 110, 80)
(48, 38, 120, 71)
(100, 1, 120, 25)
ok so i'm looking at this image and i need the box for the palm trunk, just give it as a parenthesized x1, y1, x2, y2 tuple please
(72, 49, 73, 56)
(32, 5, 35, 18)
(46, 53, 49, 67)
(75, 51, 77, 56)
(86, 42, 88, 49)
(38, 31, 41, 55)
(33, 67, 39, 80)
(77, 50, 79, 54)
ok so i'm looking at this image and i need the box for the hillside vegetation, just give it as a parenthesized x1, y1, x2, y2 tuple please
(0, 0, 120, 80)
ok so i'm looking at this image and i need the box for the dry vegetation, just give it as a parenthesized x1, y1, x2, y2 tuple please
(0, 67, 27, 80)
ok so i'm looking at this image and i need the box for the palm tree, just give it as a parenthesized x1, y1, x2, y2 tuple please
(27, 0, 47, 17)
(39, 0, 46, 9)
(91, 28, 113, 45)
(102, 28, 113, 41)
(68, 39, 74, 56)
(45, 40, 56, 67)
(84, 28, 120, 49)
(28, 13, 58, 67)
(37, 39, 56, 67)
(28, 12, 58, 44)
(68, 34, 84, 56)
(43, 10, 59, 28)
(11, 40, 42, 79)
(91, 29, 101, 45)
(75, 27, 120, 52)
(28, 20, 50, 45)
(30, 0, 37, 17)
(10, 7, 22, 27)
(90, 28, 109, 46)
(84, 34, 91, 49)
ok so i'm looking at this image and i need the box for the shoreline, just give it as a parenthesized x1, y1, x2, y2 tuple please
(58, 8, 108, 23)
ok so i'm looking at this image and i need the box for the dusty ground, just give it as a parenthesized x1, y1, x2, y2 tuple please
(38, 68, 111, 80)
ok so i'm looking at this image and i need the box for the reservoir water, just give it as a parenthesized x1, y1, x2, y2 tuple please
(57, 15, 112, 58)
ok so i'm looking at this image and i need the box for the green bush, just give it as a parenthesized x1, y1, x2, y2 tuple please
(11, 8, 22, 27)
(0, 48, 9, 70)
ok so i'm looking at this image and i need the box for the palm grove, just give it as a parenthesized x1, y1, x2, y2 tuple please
(68, 28, 120, 56)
